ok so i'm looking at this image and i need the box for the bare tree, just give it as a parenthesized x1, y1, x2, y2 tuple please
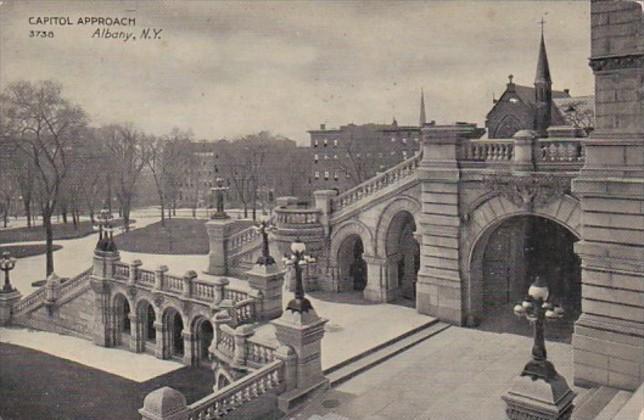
(1, 80, 88, 276)
(561, 100, 594, 134)
(100, 124, 149, 231)
(332, 134, 370, 185)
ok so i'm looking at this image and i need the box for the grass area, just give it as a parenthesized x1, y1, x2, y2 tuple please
(115, 219, 209, 255)
(0, 219, 132, 244)
(0, 342, 213, 420)
(0, 244, 63, 258)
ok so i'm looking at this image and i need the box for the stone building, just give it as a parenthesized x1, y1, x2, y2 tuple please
(308, 92, 430, 192)
(486, 30, 594, 138)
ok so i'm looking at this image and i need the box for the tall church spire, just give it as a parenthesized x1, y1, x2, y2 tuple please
(419, 88, 427, 126)
(534, 19, 552, 136)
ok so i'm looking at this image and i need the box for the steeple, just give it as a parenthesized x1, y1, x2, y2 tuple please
(534, 19, 552, 136)
(419, 88, 427, 126)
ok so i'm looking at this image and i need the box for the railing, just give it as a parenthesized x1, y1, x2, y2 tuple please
(113, 262, 130, 279)
(58, 268, 92, 298)
(187, 360, 283, 420)
(537, 139, 584, 162)
(165, 274, 184, 293)
(233, 299, 256, 325)
(193, 280, 215, 301)
(461, 139, 514, 161)
(246, 339, 277, 366)
(224, 288, 249, 303)
(228, 227, 261, 254)
(274, 208, 321, 225)
(331, 152, 422, 212)
(138, 269, 155, 287)
(217, 325, 236, 360)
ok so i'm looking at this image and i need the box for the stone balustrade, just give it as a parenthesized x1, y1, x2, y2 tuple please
(461, 139, 515, 161)
(274, 207, 321, 226)
(246, 338, 277, 367)
(331, 152, 422, 213)
(537, 139, 584, 162)
(227, 226, 261, 255)
(186, 360, 283, 420)
(12, 287, 46, 315)
(216, 325, 236, 360)
(13, 268, 92, 316)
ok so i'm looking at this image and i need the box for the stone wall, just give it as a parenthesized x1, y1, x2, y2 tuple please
(15, 285, 95, 340)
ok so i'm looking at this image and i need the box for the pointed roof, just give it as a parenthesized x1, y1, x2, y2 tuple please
(535, 31, 551, 84)
(419, 89, 427, 126)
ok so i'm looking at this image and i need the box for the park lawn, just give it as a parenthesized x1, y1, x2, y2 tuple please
(0, 244, 62, 258)
(115, 218, 209, 255)
(0, 342, 213, 420)
(0, 219, 132, 244)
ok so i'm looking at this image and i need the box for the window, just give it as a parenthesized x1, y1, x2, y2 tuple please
(333, 154, 338, 160)
(314, 154, 319, 162)
(334, 139, 338, 146)
(391, 137, 396, 142)
(314, 139, 318, 147)
(414, 137, 419, 143)
(324, 154, 329, 160)
(324, 171, 329, 180)
(402, 150, 408, 157)
(314, 171, 320, 179)
(323, 139, 328, 147)
(390, 151, 395, 156)
(333, 171, 338, 180)
(356, 153, 361, 158)
(402, 138, 407, 144)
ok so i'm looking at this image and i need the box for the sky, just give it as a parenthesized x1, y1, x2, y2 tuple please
(0, 1, 593, 145)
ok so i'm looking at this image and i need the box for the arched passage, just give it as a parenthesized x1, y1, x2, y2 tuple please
(468, 214, 581, 341)
(336, 234, 367, 292)
(384, 210, 420, 303)
(191, 316, 214, 366)
(112, 293, 131, 347)
(162, 307, 185, 359)
(136, 299, 156, 353)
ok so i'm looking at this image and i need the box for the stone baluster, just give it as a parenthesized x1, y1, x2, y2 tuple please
(232, 324, 254, 368)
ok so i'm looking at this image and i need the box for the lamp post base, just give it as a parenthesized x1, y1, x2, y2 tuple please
(286, 297, 313, 313)
(502, 371, 575, 420)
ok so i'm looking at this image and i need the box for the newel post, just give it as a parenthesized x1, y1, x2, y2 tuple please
(512, 129, 537, 172)
(232, 324, 254, 368)
(139, 387, 189, 420)
(183, 270, 197, 298)
(129, 259, 142, 286)
(154, 265, 168, 291)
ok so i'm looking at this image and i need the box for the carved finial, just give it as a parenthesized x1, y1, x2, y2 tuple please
(508, 74, 514, 84)
(539, 15, 546, 35)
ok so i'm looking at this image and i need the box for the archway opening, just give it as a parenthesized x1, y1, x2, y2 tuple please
(471, 215, 580, 342)
(113, 294, 131, 346)
(337, 234, 367, 292)
(194, 318, 214, 365)
(385, 211, 420, 304)
(163, 308, 184, 359)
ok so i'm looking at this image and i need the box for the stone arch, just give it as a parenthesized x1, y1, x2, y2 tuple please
(462, 193, 581, 326)
(190, 315, 214, 366)
(493, 114, 523, 138)
(329, 220, 375, 265)
(111, 292, 132, 347)
(135, 298, 157, 352)
(374, 195, 421, 258)
(161, 305, 186, 360)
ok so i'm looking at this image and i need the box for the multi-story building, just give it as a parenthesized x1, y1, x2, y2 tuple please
(308, 93, 430, 192)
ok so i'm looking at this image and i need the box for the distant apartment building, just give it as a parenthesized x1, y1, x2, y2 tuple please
(309, 92, 431, 192)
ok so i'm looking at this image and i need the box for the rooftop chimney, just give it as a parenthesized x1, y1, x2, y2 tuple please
(320, 123, 326, 130)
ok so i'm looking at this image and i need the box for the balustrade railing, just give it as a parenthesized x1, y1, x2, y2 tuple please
(58, 268, 92, 297)
(537, 139, 584, 162)
(224, 288, 249, 303)
(233, 299, 256, 325)
(228, 227, 261, 254)
(113, 262, 130, 279)
(193, 281, 215, 301)
(187, 360, 283, 420)
(331, 152, 422, 212)
(274, 208, 321, 225)
(14, 268, 92, 315)
(138, 269, 155, 287)
(217, 325, 236, 359)
(165, 274, 184, 293)
(246, 339, 277, 366)
(461, 139, 514, 161)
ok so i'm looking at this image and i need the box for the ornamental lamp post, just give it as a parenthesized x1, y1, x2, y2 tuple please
(0, 251, 17, 293)
(94, 208, 116, 252)
(254, 212, 276, 266)
(504, 275, 574, 420)
(282, 239, 316, 313)
(210, 177, 229, 219)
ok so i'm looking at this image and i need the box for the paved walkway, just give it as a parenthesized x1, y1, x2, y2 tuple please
(293, 327, 581, 420)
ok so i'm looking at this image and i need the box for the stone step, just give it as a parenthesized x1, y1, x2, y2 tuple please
(572, 386, 619, 420)
(612, 382, 643, 420)
(323, 320, 450, 388)
(594, 390, 633, 420)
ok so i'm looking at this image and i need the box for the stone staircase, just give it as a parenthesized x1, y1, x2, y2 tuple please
(572, 385, 640, 420)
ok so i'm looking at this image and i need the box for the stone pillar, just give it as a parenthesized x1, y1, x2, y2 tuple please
(417, 124, 485, 325)
(232, 324, 254, 368)
(205, 218, 239, 276)
(129, 313, 143, 353)
(502, 374, 575, 420)
(571, 0, 644, 391)
(154, 320, 165, 359)
(129, 259, 142, 287)
(272, 307, 329, 413)
(313, 189, 338, 236)
(139, 387, 189, 420)
(362, 255, 398, 303)
(182, 330, 194, 366)
(44, 272, 61, 315)
(182, 270, 196, 298)
(211, 277, 229, 308)
(274, 345, 297, 392)
(0, 289, 22, 326)
(154, 265, 168, 291)
(90, 247, 119, 346)
(93, 249, 121, 280)
(246, 263, 285, 320)
(512, 129, 537, 173)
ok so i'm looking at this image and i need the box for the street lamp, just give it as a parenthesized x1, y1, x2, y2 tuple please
(512, 275, 565, 380)
(94, 208, 116, 252)
(254, 212, 275, 265)
(210, 177, 229, 219)
(0, 251, 17, 293)
(282, 239, 316, 313)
